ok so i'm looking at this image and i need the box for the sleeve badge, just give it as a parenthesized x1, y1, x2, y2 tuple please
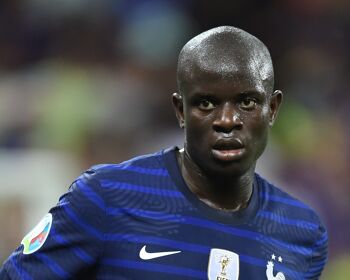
(21, 213, 53, 255)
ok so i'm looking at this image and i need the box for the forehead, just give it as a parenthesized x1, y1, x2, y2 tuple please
(182, 62, 269, 97)
(179, 42, 272, 96)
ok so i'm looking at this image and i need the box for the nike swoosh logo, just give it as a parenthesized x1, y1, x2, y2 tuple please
(139, 245, 181, 260)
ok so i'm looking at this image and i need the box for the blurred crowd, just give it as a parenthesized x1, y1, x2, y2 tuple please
(0, 0, 349, 278)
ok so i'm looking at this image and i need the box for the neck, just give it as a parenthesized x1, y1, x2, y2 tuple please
(177, 148, 254, 211)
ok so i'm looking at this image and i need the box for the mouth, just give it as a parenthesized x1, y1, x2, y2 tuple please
(211, 139, 245, 162)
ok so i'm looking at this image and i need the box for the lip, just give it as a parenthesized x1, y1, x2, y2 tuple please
(212, 138, 245, 162)
(212, 148, 245, 161)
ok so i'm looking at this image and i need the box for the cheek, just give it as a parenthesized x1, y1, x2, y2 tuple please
(261, 104, 269, 116)
(248, 105, 270, 131)
(184, 112, 213, 154)
(185, 110, 212, 134)
(241, 107, 269, 139)
(245, 109, 270, 156)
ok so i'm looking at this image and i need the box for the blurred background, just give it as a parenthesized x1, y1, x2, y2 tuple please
(0, 0, 349, 278)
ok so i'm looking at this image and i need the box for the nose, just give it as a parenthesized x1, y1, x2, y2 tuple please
(212, 102, 243, 133)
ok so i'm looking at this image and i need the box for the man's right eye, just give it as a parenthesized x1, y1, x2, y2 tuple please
(198, 100, 215, 110)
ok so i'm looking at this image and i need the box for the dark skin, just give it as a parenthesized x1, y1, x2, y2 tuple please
(172, 27, 283, 211)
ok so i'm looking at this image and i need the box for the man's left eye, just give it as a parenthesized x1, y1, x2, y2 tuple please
(240, 99, 256, 109)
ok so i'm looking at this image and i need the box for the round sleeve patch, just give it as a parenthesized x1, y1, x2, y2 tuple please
(21, 213, 53, 255)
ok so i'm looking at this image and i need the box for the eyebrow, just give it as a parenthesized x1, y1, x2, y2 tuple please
(189, 89, 267, 100)
(239, 90, 265, 96)
(190, 92, 216, 98)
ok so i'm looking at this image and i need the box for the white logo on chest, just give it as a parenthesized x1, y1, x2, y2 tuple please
(139, 245, 181, 260)
(207, 248, 239, 280)
(266, 254, 285, 280)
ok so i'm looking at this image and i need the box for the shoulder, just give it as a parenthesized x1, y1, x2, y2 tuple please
(51, 150, 171, 235)
(86, 149, 168, 179)
(71, 149, 171, 198)
(70, 149, 178, 212)
(255, 173, 326, 227)
(255, 173, 329, 274)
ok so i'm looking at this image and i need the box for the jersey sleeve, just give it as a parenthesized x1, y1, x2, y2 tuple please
(0, 266, 11, 280)
(305, 220, 328, 279)
(0, 169, 107, 280)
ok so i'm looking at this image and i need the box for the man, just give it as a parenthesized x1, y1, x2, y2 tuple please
(0, 26, 327, 279)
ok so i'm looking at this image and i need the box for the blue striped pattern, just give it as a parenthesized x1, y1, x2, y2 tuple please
(257, 210, 318, 230)
(9, 257, 33, 280)
(95, 163, 169, 176)
(1, 148, 328, 279)
(62, 201, 104, 240)
(102, 259, 206, 279)
(74, 175, 319, 256)
(99, 180, 184, 198)
(103, 207, 313, 255)
(102, 233, 304, 278)
(51, 228, 95, 264)
(261, 192, 311, 209)
(76, 180, 106, 209)
(74, 173, 320, 256)
(34, 253, 71, 279)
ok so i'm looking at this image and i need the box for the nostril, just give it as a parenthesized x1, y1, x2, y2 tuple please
(213, 115, 243, 133)
(213, 122, 242, 133)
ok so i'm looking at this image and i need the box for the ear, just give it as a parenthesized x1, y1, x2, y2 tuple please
(269, 90, 283, 126)
(172, 92, 185, 128)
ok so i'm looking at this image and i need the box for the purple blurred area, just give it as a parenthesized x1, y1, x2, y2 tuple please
(0, 0, 349, 277)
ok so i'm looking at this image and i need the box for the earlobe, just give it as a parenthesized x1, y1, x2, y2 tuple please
(269, 90, 283, 126)
(172, 92, 185, 129)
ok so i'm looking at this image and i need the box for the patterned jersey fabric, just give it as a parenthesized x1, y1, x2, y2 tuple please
(0, 147, 328, 279)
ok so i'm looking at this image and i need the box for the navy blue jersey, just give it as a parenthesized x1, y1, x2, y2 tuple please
(1, 147, 328, 279)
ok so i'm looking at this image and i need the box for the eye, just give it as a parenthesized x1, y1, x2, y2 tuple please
(198, 99, 215, 110)
(240, 98, 256, 110)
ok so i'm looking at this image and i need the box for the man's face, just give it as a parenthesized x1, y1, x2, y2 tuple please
(173, 69, 282, 177)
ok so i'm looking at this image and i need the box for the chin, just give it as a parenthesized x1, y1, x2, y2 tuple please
(202, 158, 253, 178)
